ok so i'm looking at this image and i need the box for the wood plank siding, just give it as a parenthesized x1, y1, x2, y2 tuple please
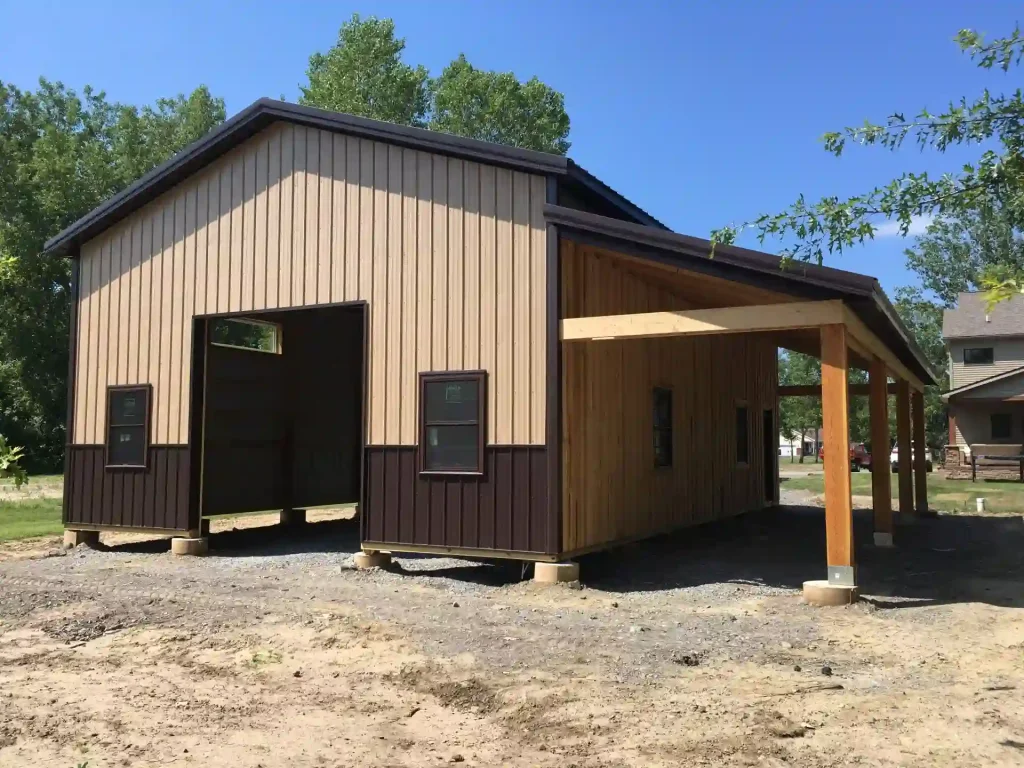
(71, 121, 548, 449)
(560, 241, 778, 555)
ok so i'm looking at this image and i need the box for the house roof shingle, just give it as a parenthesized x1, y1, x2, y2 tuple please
(943, 292, 1024, 339)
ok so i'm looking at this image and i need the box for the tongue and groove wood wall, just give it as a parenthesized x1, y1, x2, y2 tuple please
(559, 241, 779, 555)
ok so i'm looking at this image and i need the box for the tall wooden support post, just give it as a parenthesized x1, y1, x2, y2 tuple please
(895, 380, 914, 518)
(911, 389, 933, 516)
(819, 324, 855, 588)
(868, 358, 894, 547)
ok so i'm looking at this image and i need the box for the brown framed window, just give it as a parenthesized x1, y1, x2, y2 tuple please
(963, 347, 994, 365)
(736, 403, 749, 465)
(106, 385, 151, 468)
(420, 371, 486, 474)
(653, 387, 673, 467)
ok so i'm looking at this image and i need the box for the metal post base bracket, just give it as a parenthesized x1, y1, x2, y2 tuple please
(828, 565, 857, 587)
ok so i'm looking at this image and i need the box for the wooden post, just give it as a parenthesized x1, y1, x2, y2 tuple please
(820, 324, 855, 585)
(895, 379, 914, 517)
(911, 389, 930, 515)
(868, 358, 893, 545)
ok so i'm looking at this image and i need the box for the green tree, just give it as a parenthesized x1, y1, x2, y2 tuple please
(300, 14, 571, 155)
(300, 15, 430, 126)
(0, 79, 224, 471)
(904, 204, 1024, 306)
(430, 54, 570, 154)
(892, 286, 949, 448)
(712, 26, 1024, 306)
(778, 351, 822, 462)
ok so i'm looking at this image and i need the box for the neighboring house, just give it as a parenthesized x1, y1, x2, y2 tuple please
(942, 292, 1024, 475)
(779, 430, 819, 459)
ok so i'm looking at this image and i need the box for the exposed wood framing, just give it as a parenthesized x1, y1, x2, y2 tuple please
(561, 300, 926, 394)
(911, 390, 929, 513)
(560, 300, 846, 342)
(841, 306, 925, 391)
(869, 357, 893, 534)
(779, 383, 898, 397)
(820, 324, 854, 569)
(895, 380, 914, 516)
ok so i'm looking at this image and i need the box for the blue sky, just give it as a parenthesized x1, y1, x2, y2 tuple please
(2, 0, 1019, 294)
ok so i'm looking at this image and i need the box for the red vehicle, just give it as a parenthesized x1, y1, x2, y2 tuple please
(818, 442, 872, 471)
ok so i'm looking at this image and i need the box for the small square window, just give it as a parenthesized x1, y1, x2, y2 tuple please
(653, 388, 673, 468)
(106, 385, 150, 468)
(420, 372, 486, 473)
(963, 347, 994, 365)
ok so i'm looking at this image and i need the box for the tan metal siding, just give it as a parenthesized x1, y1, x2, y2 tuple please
(561, 242, 778, 554)
(73, 122, 547, 447)
(949, 338, 1024, 388)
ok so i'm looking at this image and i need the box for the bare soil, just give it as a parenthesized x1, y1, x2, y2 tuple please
(1, 498, 1023, 767)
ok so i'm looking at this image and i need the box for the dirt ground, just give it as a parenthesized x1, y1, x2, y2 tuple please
(2, 497, 1024, 768)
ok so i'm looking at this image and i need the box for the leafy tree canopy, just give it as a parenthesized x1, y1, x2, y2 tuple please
(300, 15, 430, 127)
(0, 79, 224, 470)
(712, 27, 1024, 307)
(300, 14, 571, 155)
(904, 203, 1024, 306)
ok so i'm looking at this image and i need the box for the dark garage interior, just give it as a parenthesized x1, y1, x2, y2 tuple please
(196, 303, 365, 518)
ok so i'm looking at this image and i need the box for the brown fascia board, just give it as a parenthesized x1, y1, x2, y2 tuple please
(545, 204, 938, 385)
(43, 98, 572, 257)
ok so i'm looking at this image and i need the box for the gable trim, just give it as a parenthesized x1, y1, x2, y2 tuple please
(942, 363, 1024, 401)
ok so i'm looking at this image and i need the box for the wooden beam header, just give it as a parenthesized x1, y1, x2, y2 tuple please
(561, 300, 846, 343)
(779, 382, 899, 397)
(561, 298, 927, 390)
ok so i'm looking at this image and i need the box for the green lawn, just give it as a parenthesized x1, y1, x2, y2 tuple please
(782, 471, 1024, 514)
(0, 498, 63, 542)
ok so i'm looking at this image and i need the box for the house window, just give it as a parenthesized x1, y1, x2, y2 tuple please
(992, 413, 1013, 441)
(420, 371, 486, 473)
(736, 404, 749, 465)
(106, 385, 151, 468)
(653, 387, 673, 468)
(210, 317, 281, 354)
(963, 347, 994, 365)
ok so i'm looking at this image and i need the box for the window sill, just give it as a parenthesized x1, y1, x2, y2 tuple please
(106, 463, 148, 470)
(419, 470, 485, 478)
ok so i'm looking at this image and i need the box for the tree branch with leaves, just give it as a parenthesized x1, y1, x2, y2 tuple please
(712, 27, 1024, 307)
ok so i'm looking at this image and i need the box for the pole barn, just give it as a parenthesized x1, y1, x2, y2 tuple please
(45, 99, 936, 602)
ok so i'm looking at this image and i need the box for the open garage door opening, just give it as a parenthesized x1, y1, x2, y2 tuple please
(192, 303, 366, 519)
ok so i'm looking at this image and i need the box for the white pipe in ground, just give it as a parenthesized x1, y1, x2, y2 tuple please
(976, 497, 986, 513)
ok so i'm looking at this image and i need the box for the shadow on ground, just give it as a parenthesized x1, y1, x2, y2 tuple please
(104, 505, 1024, 608)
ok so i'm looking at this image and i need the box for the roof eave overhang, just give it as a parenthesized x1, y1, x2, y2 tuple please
(942, 364, 1024, 401)
(545, 204, 938, 386)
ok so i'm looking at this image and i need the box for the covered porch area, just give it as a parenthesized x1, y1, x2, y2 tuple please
(549, 206, 938, 604)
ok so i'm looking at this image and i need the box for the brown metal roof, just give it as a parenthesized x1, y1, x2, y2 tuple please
(943, 292, 1024, 339)
(544, 204, 938, 386)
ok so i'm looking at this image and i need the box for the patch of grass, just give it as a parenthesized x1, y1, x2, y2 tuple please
(0, 498, 63, 542)
(247, 649, 283, 667)
(782, 471, 1024, 514)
